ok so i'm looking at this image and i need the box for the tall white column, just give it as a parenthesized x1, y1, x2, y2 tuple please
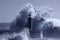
(40, 31, 43, 39)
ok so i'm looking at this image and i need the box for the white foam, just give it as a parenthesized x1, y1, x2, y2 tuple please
(45, 18, 60, 27)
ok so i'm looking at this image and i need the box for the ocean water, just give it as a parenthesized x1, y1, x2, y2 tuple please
(0, 23, 60, 40)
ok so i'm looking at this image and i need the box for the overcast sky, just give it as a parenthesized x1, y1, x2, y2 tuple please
(0, 0, 60, 23)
